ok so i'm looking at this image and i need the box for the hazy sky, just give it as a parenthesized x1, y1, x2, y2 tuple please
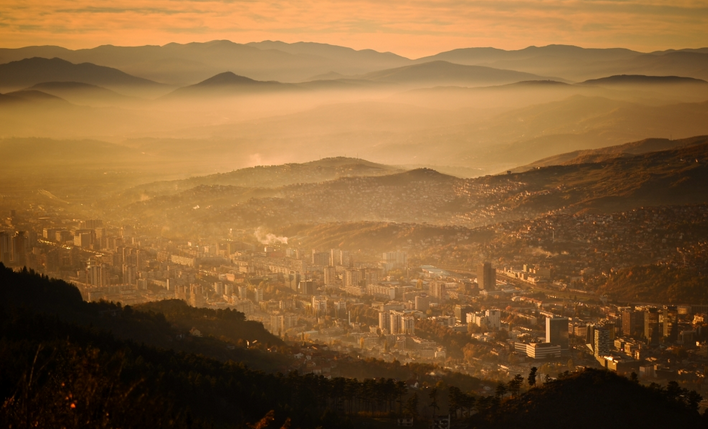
(2, 0, 707, 57)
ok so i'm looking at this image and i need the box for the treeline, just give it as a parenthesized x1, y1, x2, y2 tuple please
(134, 299, 282, 347)
(466, 369, 705, 429)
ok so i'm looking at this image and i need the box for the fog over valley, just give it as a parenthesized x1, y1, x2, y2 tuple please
(3, 38, 708, 429)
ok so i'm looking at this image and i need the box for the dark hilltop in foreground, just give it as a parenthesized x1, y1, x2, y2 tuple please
(1, 265, 705, 428)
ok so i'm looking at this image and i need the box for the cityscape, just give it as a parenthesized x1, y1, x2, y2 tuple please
(2, 0, 708, 427)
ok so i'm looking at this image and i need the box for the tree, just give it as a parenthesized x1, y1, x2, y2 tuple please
(404, 392, 419, 418)
(448, 386, 462, 419)
(428, 387, 439, 419)
(495, 382, 508, 399)
(528, 367, 538, 387)
(687, 390, 702, 413)
(508, 374, 524, 397)
(395, 381, 407, 416)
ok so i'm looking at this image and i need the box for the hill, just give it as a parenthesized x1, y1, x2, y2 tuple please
(27, 81, 140, 106)
(485, 141, 708, 214)
(469, 369, 703, 429)
(0, 264, 489, 429)
(114, 140, 708, 236)
(597, 263, 708, 304)
(164, 71, 293, 98)
(280, 221, 493, 254)
(582, 74, 708, 86)
(115, 156, 404, 204)
(118, 166, 469, 236)
(0, 57, 168, 97)
(361, 60, 552, 87)
(0, 89, 69, 105)
(0, 264, 285, 370)
(515, 135, 708, 171)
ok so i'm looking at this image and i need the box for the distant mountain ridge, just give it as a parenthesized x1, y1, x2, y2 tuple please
(515, 135, 708, 171)
(0, 57, 168, 96)
(360, 60, 556, 86)
(3, 41, 707, 85)
(582, 75, 708, 85)
(163, 71, 290, 98)
(26, 81, 139, 106)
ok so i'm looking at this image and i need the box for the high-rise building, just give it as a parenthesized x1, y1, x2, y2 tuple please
(430, 281, 446, 302)
(663, 306, 679, 342)
(324, 266, 337, 285)
(593, 326, 611, 357)
(329, 249, 342, 267)
(189, 284, 205, 307)
(381, 251, 407, 271)
(389, 311, 401, 334)
(87, 260, 108, 287)
(0, 231, 13, 265)
(344, 269, 362, 287)
(546, 317, 569, 351)
(80, 219, 103, 230)
(622, 309, 644, 337)
(485, 309, 502, 330)
(454, 305, 473, 324)
(477, 262, 496, 290)
(644, 308, 661, 345)
(298, 280, 315, 295)
(73, 230, 94, 248)
(379, 311, 390, 333)
(402, 315, 415, 335)
(122, 264, 136, 285)
(288, 271, 301, 291)
(333, 300, 347, 319)
(415, 295, 430, 311)
(12, 231, 28, 267)
(311, 250, 329, 267)
(312, 296, 328, 316)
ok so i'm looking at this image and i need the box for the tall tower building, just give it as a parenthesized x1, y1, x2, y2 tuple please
(621, 309, 644, 337)
(663, 306, 679, 342)
(12, 231, 28, 267)
(0, 231, 13, 265)
(477, 262, 496, 290)
(644, 308, 661, 345)
(593, 326, 611, 357)
(546, 317, 569, 351)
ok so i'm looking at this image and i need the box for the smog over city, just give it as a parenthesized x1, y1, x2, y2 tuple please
(2, 1, 708, 428)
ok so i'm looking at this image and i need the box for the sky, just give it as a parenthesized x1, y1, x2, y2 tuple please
(1, 0, 708, 58)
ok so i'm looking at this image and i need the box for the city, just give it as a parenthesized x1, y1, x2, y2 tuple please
(3, 198, 708, 401)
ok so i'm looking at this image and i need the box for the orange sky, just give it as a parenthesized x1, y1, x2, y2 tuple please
(1, 0, 707, 57)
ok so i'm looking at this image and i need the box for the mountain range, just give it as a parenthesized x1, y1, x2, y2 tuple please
(103, 139, 708, 238)
(0, 57, 168, 97)
(2, 41, 707, 84)
(1, 39, 708, 200)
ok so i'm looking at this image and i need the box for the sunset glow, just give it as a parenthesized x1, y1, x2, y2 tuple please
(2, 0, 707, 56)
